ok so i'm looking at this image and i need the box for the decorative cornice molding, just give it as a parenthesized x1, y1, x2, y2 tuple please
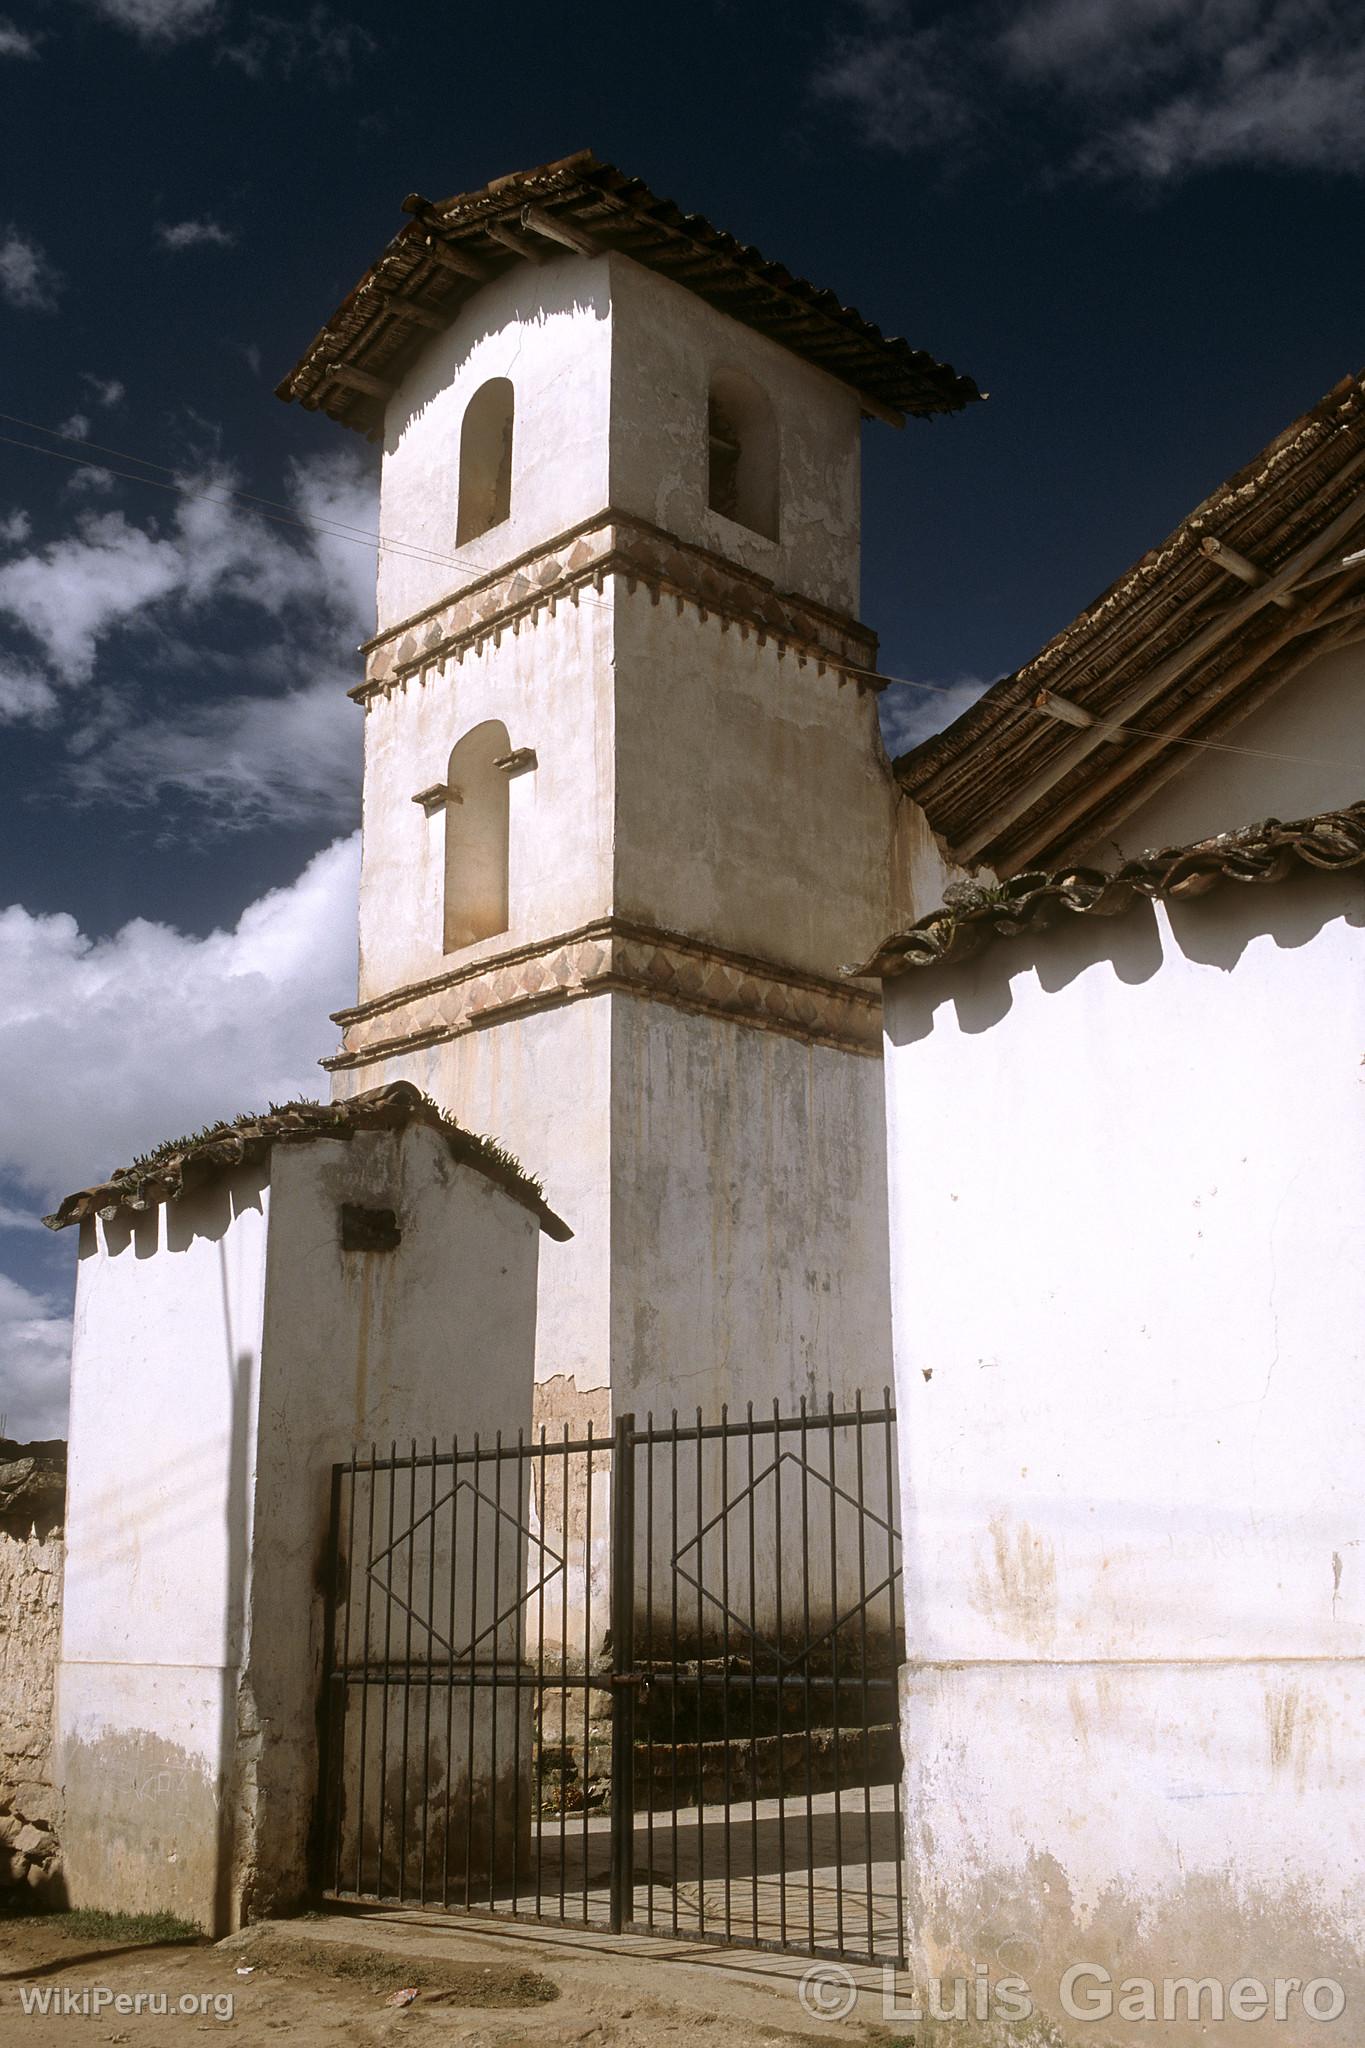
(324, 918, 883, 1069)
(352, 514, 879, 704)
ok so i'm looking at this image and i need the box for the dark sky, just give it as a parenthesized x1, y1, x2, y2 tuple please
(1, 0, 1362, 1429)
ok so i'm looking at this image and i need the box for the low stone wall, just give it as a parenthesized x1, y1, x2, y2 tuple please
(0, 1441, 67, 1902)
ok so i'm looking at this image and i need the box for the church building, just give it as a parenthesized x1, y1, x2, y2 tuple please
(276, 148, 981, 1440)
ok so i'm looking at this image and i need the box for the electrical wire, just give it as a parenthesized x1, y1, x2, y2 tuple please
(4, 410, 1364, 765)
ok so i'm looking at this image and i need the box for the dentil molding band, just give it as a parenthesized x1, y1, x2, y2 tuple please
(324, 918, 883, 1069)
(352, 512, 880, 702)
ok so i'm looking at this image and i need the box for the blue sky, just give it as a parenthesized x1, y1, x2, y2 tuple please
(1, 0, 1363, 1433)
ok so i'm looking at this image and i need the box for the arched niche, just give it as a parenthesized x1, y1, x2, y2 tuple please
(707, 368, 779, 541)
(443, 719, 511, 953)
(456, 378, 515, 545)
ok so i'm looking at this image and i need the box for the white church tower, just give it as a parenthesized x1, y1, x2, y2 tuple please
(279, 151, 980, 1435)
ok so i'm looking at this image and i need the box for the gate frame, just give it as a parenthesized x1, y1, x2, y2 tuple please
(314, 1395, 904, 1963)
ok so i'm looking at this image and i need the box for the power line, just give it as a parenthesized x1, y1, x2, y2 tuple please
(3, 412, 1362, 775)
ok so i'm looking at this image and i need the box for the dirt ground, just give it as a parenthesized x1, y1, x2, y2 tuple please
(0, 1902, 913, 2048)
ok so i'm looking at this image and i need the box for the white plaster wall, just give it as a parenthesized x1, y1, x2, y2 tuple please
(613, 581, 898, 973)
(245, 1124, 540, 1914)
(379, 252, 612, 629)
(355, 596, 614, 1005)
(332, 1002, 612, 1404)
(62, 1170, 268, 1677)
(377, 251, 864, 637)
(1076, 639, 1365, 864)
(58, 1165, 270, 1927)
(607, 257, 862, 617)
(611, 993, 893, 1422)
(56, 1133, 544, 1929)
(882, 865, 1365, 2040)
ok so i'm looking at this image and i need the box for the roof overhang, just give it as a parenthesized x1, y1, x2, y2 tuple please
(276, 150, 982, 438)
(896, 372, 1365, 874)
(44, 1080, 572, 1241)
(854, 800, 1365, 979)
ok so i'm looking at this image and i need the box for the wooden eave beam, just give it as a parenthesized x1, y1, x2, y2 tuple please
(387, 297, 448, 332)
(326, 362, 388, 399)
(1200, 533, 1295, 608)
(418, 236, 487, 281)
(1039, 601, 1365, 866)
(484, 220, 545, 264)
(1005, 569, 1358, 868)
(952, 462, 1365, 864)
(520, 203, 600, 257)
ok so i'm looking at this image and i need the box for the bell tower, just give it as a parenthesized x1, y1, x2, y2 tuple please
(278, 151, 980, 1435)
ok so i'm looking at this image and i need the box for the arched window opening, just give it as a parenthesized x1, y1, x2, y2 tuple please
(707, 370, 778, 541)
(443, 719, 511, 953)
(456, 378, 515, 544)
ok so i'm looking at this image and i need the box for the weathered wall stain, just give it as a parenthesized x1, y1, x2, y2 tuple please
(969, 1514, 1058, 1650)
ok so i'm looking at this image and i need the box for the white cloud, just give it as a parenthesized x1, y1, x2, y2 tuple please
(58, 413, 92, 442)
(79, 374, 126, 409)
(0, 1205, 42, 1231)
(0, 1274, 71, 1441)
(0, 16, 39, 56)
(816, 0, 1365, 182)
(0, 226, 62, 312)
(0, 510, 30, 546)
(219, 7, 375, 82)
(0, 507, 203, 683)
(0, 448, 375, 826)
(0, 662, 58, 723)
(86, 0, 220, 41)
(0, 451, 375, 686)
(878, 675, 992, 757)
(69, 670, 361, 828)
(0, 832, 361, 1440)
(0, 833, 360, 1207)
(157, 217, 236, 251)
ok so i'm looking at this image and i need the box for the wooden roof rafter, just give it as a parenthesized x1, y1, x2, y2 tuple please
(895, 371, 1365, 872)
(276, 148, 981, 433)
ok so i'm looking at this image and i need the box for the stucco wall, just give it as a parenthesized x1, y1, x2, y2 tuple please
(1075, 639, 1365, 864)
(355, 594, 614, 1007)
(58, 1164, 271, 1929)
(376, 250, 863, 636)
(612, 578, 898, 975)
(882, 861, 1365, 2042)
(611, 993, 892, 1420)
(334, 1002, 612, 1406)
(378, 252, 613, 630)
(607, 255, 862, 617)
(56, 1128, 542, 1931)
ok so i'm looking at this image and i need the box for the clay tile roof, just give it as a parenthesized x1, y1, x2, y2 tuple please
(852, 800, 1365, 979)
(43, 1079, 572, 1241)
(896, 372, 1365, 874)
(276, 148, 981, 434)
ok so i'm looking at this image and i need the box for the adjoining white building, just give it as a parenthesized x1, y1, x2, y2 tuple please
(276, 148, 981, 1443)
(27, 149, 1365, 2031)
(868, 377, 1365, 2042)
(47, 1083, 566, 1932)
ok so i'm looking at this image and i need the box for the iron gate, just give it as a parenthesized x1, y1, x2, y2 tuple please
(317, 1396, 904, 1964)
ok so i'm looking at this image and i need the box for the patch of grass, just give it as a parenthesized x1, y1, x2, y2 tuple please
(50, 1908, 203, 1945)
(241, 1931, 558, 2008)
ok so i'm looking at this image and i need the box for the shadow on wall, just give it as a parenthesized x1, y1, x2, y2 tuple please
(387, 270, 610, 456)
(886, 866, 1365, 1048)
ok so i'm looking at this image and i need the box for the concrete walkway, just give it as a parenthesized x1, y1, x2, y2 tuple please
(427, 1783, 904, 1961)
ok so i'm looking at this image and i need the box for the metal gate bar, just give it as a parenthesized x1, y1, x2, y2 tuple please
(318, 1395, 903, 1964)
(615, 1395, 903, 1964)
